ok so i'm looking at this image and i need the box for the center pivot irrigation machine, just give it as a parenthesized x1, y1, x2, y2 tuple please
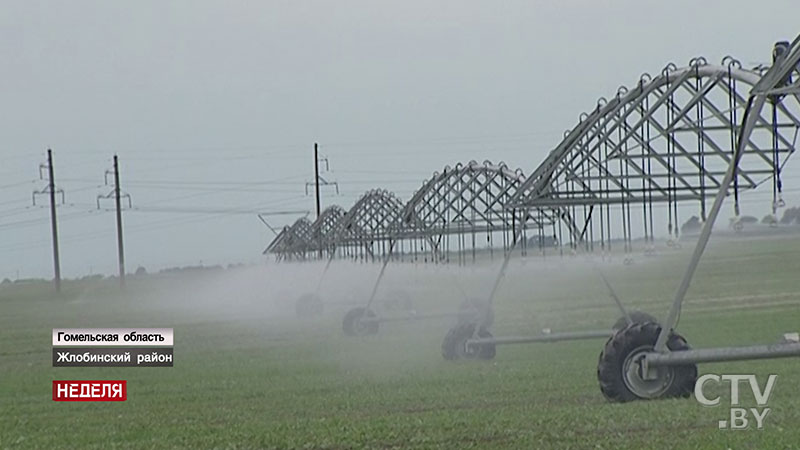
(267, 162, 560, 333)
(269, 191, 409, 318)
(265, 37, 800, 402)
(337, 161, 558, 337)
(443, 37, 800, 402)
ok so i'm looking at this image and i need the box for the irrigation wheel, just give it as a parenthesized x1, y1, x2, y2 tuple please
(342, 307, 379, 337)
(457, 298, 494, 329)
(295, 293, 324, 318)
(611, 310, 659, 332)
(441, 322, 496, 361)
(597, 322, 697, 402)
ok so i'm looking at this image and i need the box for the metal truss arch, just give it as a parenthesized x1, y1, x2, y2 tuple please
(336, 189, 405, 247)
(265, 217, 314, 259)
(513, 59, 799, 209)
(402, 160, 530, 234)
(397, 160, 557, 260)
(310, 205, 346, 253)
(510, 56, 800, 247)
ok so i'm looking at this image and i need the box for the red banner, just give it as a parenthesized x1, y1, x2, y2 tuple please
(52, 380, 127, 401)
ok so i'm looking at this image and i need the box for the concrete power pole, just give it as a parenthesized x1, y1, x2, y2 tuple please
(305, 143, 338, 258)
(98, 155, 131, 288)
(314, 142, 321, 219)
(46, 149, 61, 292)
(113, 155, 126, 287)
(33, 149, 64, 293)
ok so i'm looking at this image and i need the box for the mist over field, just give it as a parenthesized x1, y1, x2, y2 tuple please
(3, 231, 800, 448)
(3, 1, 800, 449)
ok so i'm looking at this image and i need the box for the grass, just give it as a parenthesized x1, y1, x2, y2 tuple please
(2, 233, 800, 449)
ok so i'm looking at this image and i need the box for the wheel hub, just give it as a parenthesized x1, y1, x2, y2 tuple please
(622, 346, 674, 399)
(353, 315, 368, 335)
(460, 341, 472, 358)
(459, 335, 483, 359)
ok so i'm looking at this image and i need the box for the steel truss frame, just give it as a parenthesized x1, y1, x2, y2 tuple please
(644, 36, 800, 370)
(399, 160, 557, 263)
(266, 205, 347, 260)
(466, 46, 800, 358)
(309, 205, 346, 257)
(342, 161, 545, 334)
(264, 217, 315, 260)
(334, 189, 405, 260)
(511, 58, 800, 252)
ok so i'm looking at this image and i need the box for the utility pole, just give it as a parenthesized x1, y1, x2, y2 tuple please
(113, 155, 125, 287)
(33, 149, 64, 293)
(98, 155, 131, 288)
(314, 142, 321, 219)
(305, 143, 339, 258)
(47, 150, 61, 292)
(305, 144, 338, 214)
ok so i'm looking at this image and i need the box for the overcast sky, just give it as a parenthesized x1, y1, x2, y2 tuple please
(1, 1, 798, 279)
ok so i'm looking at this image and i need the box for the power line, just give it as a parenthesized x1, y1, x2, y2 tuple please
(119, 186, 303, 194)
(0, 205, 44, 219)
(132, 173, 308, 207)
(117, 206, 309, 215)
(0, 209, 94, 230)
(0, 180, 36, 190)
(0, 198, 32, 207)
(0, 198, 304, 254)
(314, 130, 564, 148)
(57, 176, 308, 186)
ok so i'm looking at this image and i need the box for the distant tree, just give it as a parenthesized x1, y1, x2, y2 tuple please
(780, 207, 799, 224)
(135, 266, 147, 276)
(80, 274, 103, 281)
(730, 215, 757, 231)
(681, 216, 702, 235)
(740, 216, 758, 224)
(526, 235, 559, 248)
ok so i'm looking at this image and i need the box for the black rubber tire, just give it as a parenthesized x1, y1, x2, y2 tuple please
(441, 323, 496, 361)
(342, 307, 379, 337)
(611, 311, 659, 332)
(295, 293, 324, 317)
(457, 298, 494, 329)
(597, 322, 697, 402)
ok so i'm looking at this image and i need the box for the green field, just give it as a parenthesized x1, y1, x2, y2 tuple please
(2, 233, 800, 449)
